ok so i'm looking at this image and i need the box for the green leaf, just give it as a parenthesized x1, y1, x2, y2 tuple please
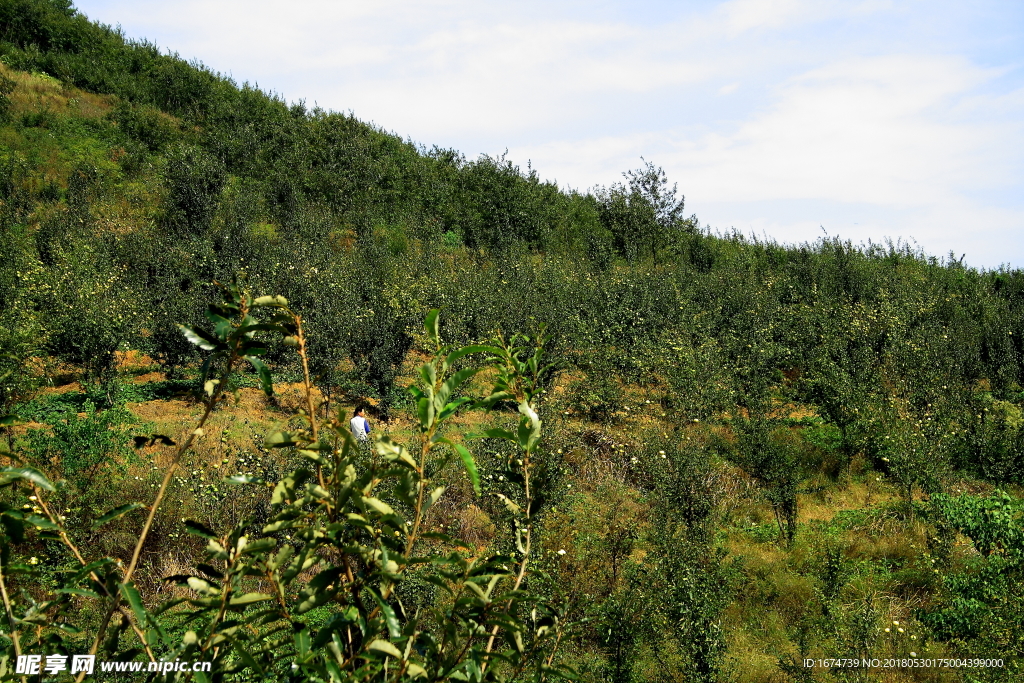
(417, 396, 435, 432)
(375, 437, 417, 468)
(184, 520, 217, 539)
(369, 588, 401, 639)
(294, 626, 311, 655)
(517, 419, 534, 452)
(0, 466, 55, 491)
(423, 574, 455, 595)
(207, 539, 229, 559)
(427, 486, 446, 510)
(178, 324, 221, 351)
(251, 295, 288, 308)
(419, 361, 437, 388)
(463, 581, 489, 602)
(245, 355, 274, 396)
(229, 593, 275, 606)
(469, 428, 516, 441)
(206, 312, 234, 341)
(453, 445, 481, 496)
(239, 340, 268, 356)
(361, 497, 395, 516)
(69, 557, 115, 584)
(269, 545, 295, 572)
(517, 401, 541, 451)
(435, 368, 479, 412)
(224, 475, 263, 485)
(93, 503, 144, 529)
(0, 414, 22, 427)
(298, 449, 329, 466)
(513, 629, 525, 654)
(25, 514, 58, 530)
(262, 519, 300, 533)
(120, 582, 148, 626)
(425, 309, 440, 344)
(478, 390, 515, 409)
(271, 477, 293, 505)
(367, 639, 403, 659)
(438, 397, 473, 422)
(187, 577, 219, 596)
(265, 431, 300, 448)
(239, 538, 277, 556)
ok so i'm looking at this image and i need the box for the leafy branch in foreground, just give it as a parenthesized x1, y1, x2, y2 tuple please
(153, 305, 571, 681)
(1, 280, 295, 681)
(0, 286, 572, 682)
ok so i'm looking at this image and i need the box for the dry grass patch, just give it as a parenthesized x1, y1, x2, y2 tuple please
(1, 64, 115, 119)
(799, 480, 899, 524)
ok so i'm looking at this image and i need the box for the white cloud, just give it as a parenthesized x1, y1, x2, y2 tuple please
(676, 55, 1016, 206)
(513, 51, 1024, 266)
(718, 0, 893, 35)
(518, 54, 1021, 197)
(720, 0, 812, 34)
(88, 1, 720, 137)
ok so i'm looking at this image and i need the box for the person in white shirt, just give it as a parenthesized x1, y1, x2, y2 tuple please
(350, 406, 371, 442)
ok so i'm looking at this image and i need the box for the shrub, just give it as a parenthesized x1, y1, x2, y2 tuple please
(0, 289, 576, 681)
(728, 415, 807, 546)
(0, 72, 15, 122)
(24, 401, 135, 491)
(162, 143, 226, 238)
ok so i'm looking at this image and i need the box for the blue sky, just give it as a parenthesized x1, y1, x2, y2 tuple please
(72, 0, 1024, 269)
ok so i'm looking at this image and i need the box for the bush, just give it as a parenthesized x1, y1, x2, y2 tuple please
(0, 72, 15, 122)
(161, 143, 226, 238)
(728, 415, 807, 546)
(567, 359, 625, 424)
(23, 401, 136, 516)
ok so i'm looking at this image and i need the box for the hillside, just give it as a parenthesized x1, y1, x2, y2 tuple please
(2, 1, 1024, 681)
